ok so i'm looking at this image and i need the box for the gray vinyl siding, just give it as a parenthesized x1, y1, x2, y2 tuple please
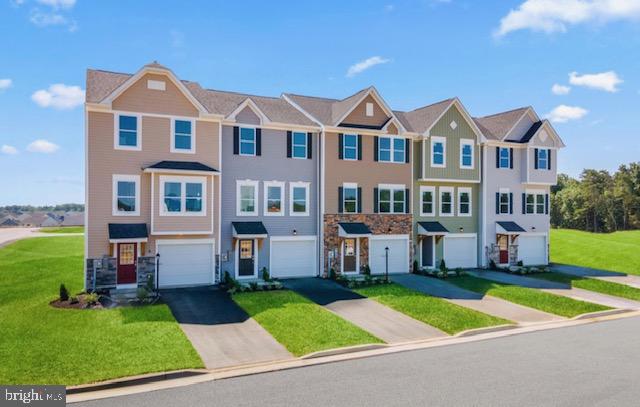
(220, 125, 318, 278)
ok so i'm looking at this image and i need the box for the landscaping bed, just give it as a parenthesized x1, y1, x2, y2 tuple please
(532, 271, 640, 302)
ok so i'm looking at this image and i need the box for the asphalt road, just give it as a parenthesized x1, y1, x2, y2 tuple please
(77, 316, 640, 407)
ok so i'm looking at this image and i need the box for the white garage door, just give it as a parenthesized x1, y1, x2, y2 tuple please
(369, 236, 409, 275)
(270, 238, 317, 278)
(444, 235, 477, 269)
(518, 235, 547, 265)
(157, 241, 215, 288)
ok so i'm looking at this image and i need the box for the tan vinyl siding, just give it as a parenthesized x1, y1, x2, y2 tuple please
(235, 106, 261, 125)
(340, 95, 390, 127)
(387, 122, 399, 135)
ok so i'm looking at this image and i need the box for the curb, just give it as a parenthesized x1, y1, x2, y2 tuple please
(454, 324, 517, 338)
(67, 370, 208, 395)
(301, 343, 388, 359)
(572, 308, 634, 320)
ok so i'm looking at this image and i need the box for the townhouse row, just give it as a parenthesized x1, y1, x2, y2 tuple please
(84, 62, 564, 289)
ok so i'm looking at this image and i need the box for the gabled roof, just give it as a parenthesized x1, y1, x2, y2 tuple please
(144, 161, 219, 172)
(399, 98, 454, 134)
(473, 107, 531, 141)
(520, 121, 544, 143)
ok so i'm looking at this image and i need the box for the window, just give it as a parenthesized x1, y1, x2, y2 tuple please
(264, 181, 284, 216)
(499, 147, 510, 168)
(526, 194, 535, 214)
(440, 187, 453, 216)
(115, 115, 140, 150)
(237, 180, 258, 216)
(172, 119, 194, 153)
(536, 194, 545, 214)
(292, 132, 307, 159)
(458, 188, 472, 216)
(378, 137, 406, 163)
(366, 102, 374, 117)
(160, 176, 206, 216)
(499, 192, 510, 214)
(537, 149, 548, 169)
(343, 134, 358, 160)
(239, 127, 256, 156)
(378, 185, 405, 214)
(290, 182, 310, 216)
(420, 186, 435, 216)
(431, 137, 446, 167)
(112, 174, 140, 216)
(525, 192, 545, 214)
(460, 140, 474, 169)
(343, 184, 358, 214)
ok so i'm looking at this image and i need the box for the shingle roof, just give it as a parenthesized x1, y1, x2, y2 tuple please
(417, 221, 450, 234)
(232, 222, 268, 236)
(398, 98, 454, 134)
(496, 221, 526, 233)
(338, 222, 372, 235)
(284, 87, 372, 126)
(473, 107, 530, 141)
(86, 69, 130, 103)
(108, 223, 148, 240)
(519, 120, 544, 143)
(145, 161, 219, 172)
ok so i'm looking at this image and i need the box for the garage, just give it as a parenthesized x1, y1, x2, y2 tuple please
(270, 237, 317, 278)
(518, 235, 547, 265)
(444, 234, 477, 269)
(157, 240, 215, 288)
(369, 235, 410, 275)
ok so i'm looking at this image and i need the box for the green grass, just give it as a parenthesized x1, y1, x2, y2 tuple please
(39, 226, 84, 234)
(233, 290, 381, 356)
(551, 229, 640, 276)
(353, 283, 511, 334)
(531, 272, 640, 302)
(448, 275, 610, 318)
(0, 237, 202, 385)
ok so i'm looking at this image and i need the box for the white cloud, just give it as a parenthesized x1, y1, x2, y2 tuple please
(1, 145, 18, 155)
(546, 104, 588, 123)
(346, 56, 390, 78)
(31, 83, 84, 109)
(0, 79, 12, 91)
(569, 70, 622, 92)
(495, 0, 640, 37)
(37, 0, 76, 8)
(384, 4, 395, 12)
(27, 139, 60, 154)
(551, 83, 571, 95)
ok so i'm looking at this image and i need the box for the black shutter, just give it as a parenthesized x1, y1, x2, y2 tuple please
(374, 188, 379, 213)
(547, 149, 551, 170)
(545, 194, 549, 214)
(357, 187, 362, 213)
(338, 187, 343, 213)
(233, 126, 239, 155)
(286, 131, 292, 158)
(509, 148, 513, 169)
(522, 193, 526, 214)
(256, 128, 262, 156)
(307, 132, 313, 159)
(534, 148, 539, 169)
(495, 147, 500, 168)
(373, 136, 379, 161)
(357, 134, 363, 160)
(509, 193, 513, 214)
(495, 192, 499, 214)
(338, 133, 344, 160)
(405, 139, 411, 163)
(405, 188, 410, 213)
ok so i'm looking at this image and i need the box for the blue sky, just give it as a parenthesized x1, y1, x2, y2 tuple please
(1, 0, 639, 205)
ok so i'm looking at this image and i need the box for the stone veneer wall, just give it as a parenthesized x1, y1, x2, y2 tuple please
(323, 214, 412, 275)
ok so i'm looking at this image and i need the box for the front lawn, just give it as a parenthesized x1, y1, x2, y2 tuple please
(233, 290, 381, 356)
(0, 237, 202, 385)
(354, 283, 511, 334)
(448, 275, 610, 318)
(39, 226, 84, 234)
(551, 229, 640, 275)
(532, 272, 640, 302)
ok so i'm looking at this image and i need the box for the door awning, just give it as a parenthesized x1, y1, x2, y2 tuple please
(417, 221, 449, 236)
(232, 222, 268, 239)
(108, 223, 148, 243)
(338, 222, 372, 237)
(496, 221, 526, 235)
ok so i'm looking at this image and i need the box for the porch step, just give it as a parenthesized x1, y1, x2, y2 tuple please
(108, 288, 139, 301)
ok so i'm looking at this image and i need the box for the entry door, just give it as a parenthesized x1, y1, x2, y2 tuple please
(343, 238, 357, 273)
(497, 235, 509, 264)
(238, 239, 255, 277)
(117, 243, 137, 284)
(422, 236, 434, 268)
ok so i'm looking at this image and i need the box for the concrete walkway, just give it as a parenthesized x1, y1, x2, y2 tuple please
(469, 270, 640, 311)
(392, 274, 564, 325)
(162, 287, 292, 369)
(283, 278, 447, 343)
(553, 264, 640, 289)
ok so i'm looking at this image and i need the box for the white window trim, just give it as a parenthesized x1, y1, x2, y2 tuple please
(112, 174, 140, 216)
(378, 136, 406, 164)
(236, 179, 259, 216)
(439, 186, 454, 217)
(291, 131, 308, 160)
(457, 187, 472, 217)
(263, 181, 285, 216)
(343, 133, 358, 161)
(499, 188, 511, 214)
(159, 175, 207, 217)
(431, 136, 446, 168)
(365, 102, 374, 117)
(342, 182, 359, 214)
(525, 193, 536, 214)
(459, 139, 474, 169)
(419, 185, 436, 217)
(239, 126, 257, 157)
(289, 181, 310, 216)
(537, 148, 549, 170)
(378, 183, 406, 214)
(170, 117, 196, 154)
(114, 113, 142, 151)
(499, 147, 511, 169)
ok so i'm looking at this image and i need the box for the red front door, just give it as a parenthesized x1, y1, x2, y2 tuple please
(497, 235, 509, 264)
(117, 243, 137, 284)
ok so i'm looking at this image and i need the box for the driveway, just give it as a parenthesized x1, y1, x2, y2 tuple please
(162, 287, 292, 369)
(553, 263, 640, 289)
(283, 278, 446, 343)
(392, 274, 564, 325)
(0, 227, 46, 247)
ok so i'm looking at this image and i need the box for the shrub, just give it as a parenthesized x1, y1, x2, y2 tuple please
(517, 260, 524, 267)
(329, 268, 337, 280)
(361, 264, 371, 276)
(489, 259, 497, 270)
(454, 267, 465, 277)
(261, 267, 271, 282)
(413, 259, 419, 273)
(59, 284, 69, 301)
(85, 292, 99, 305)
(145, 274, 155, 292)
(439, 259, 447, 273)
(249, 282, 259, 291)
(69, 296, 79, 304)
(224, 271, 233, 286)
(136, 287, 149, 302)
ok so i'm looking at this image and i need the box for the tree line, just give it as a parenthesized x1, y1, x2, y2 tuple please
(551, 163, 640, 233)
(0, 203, 84, 213)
